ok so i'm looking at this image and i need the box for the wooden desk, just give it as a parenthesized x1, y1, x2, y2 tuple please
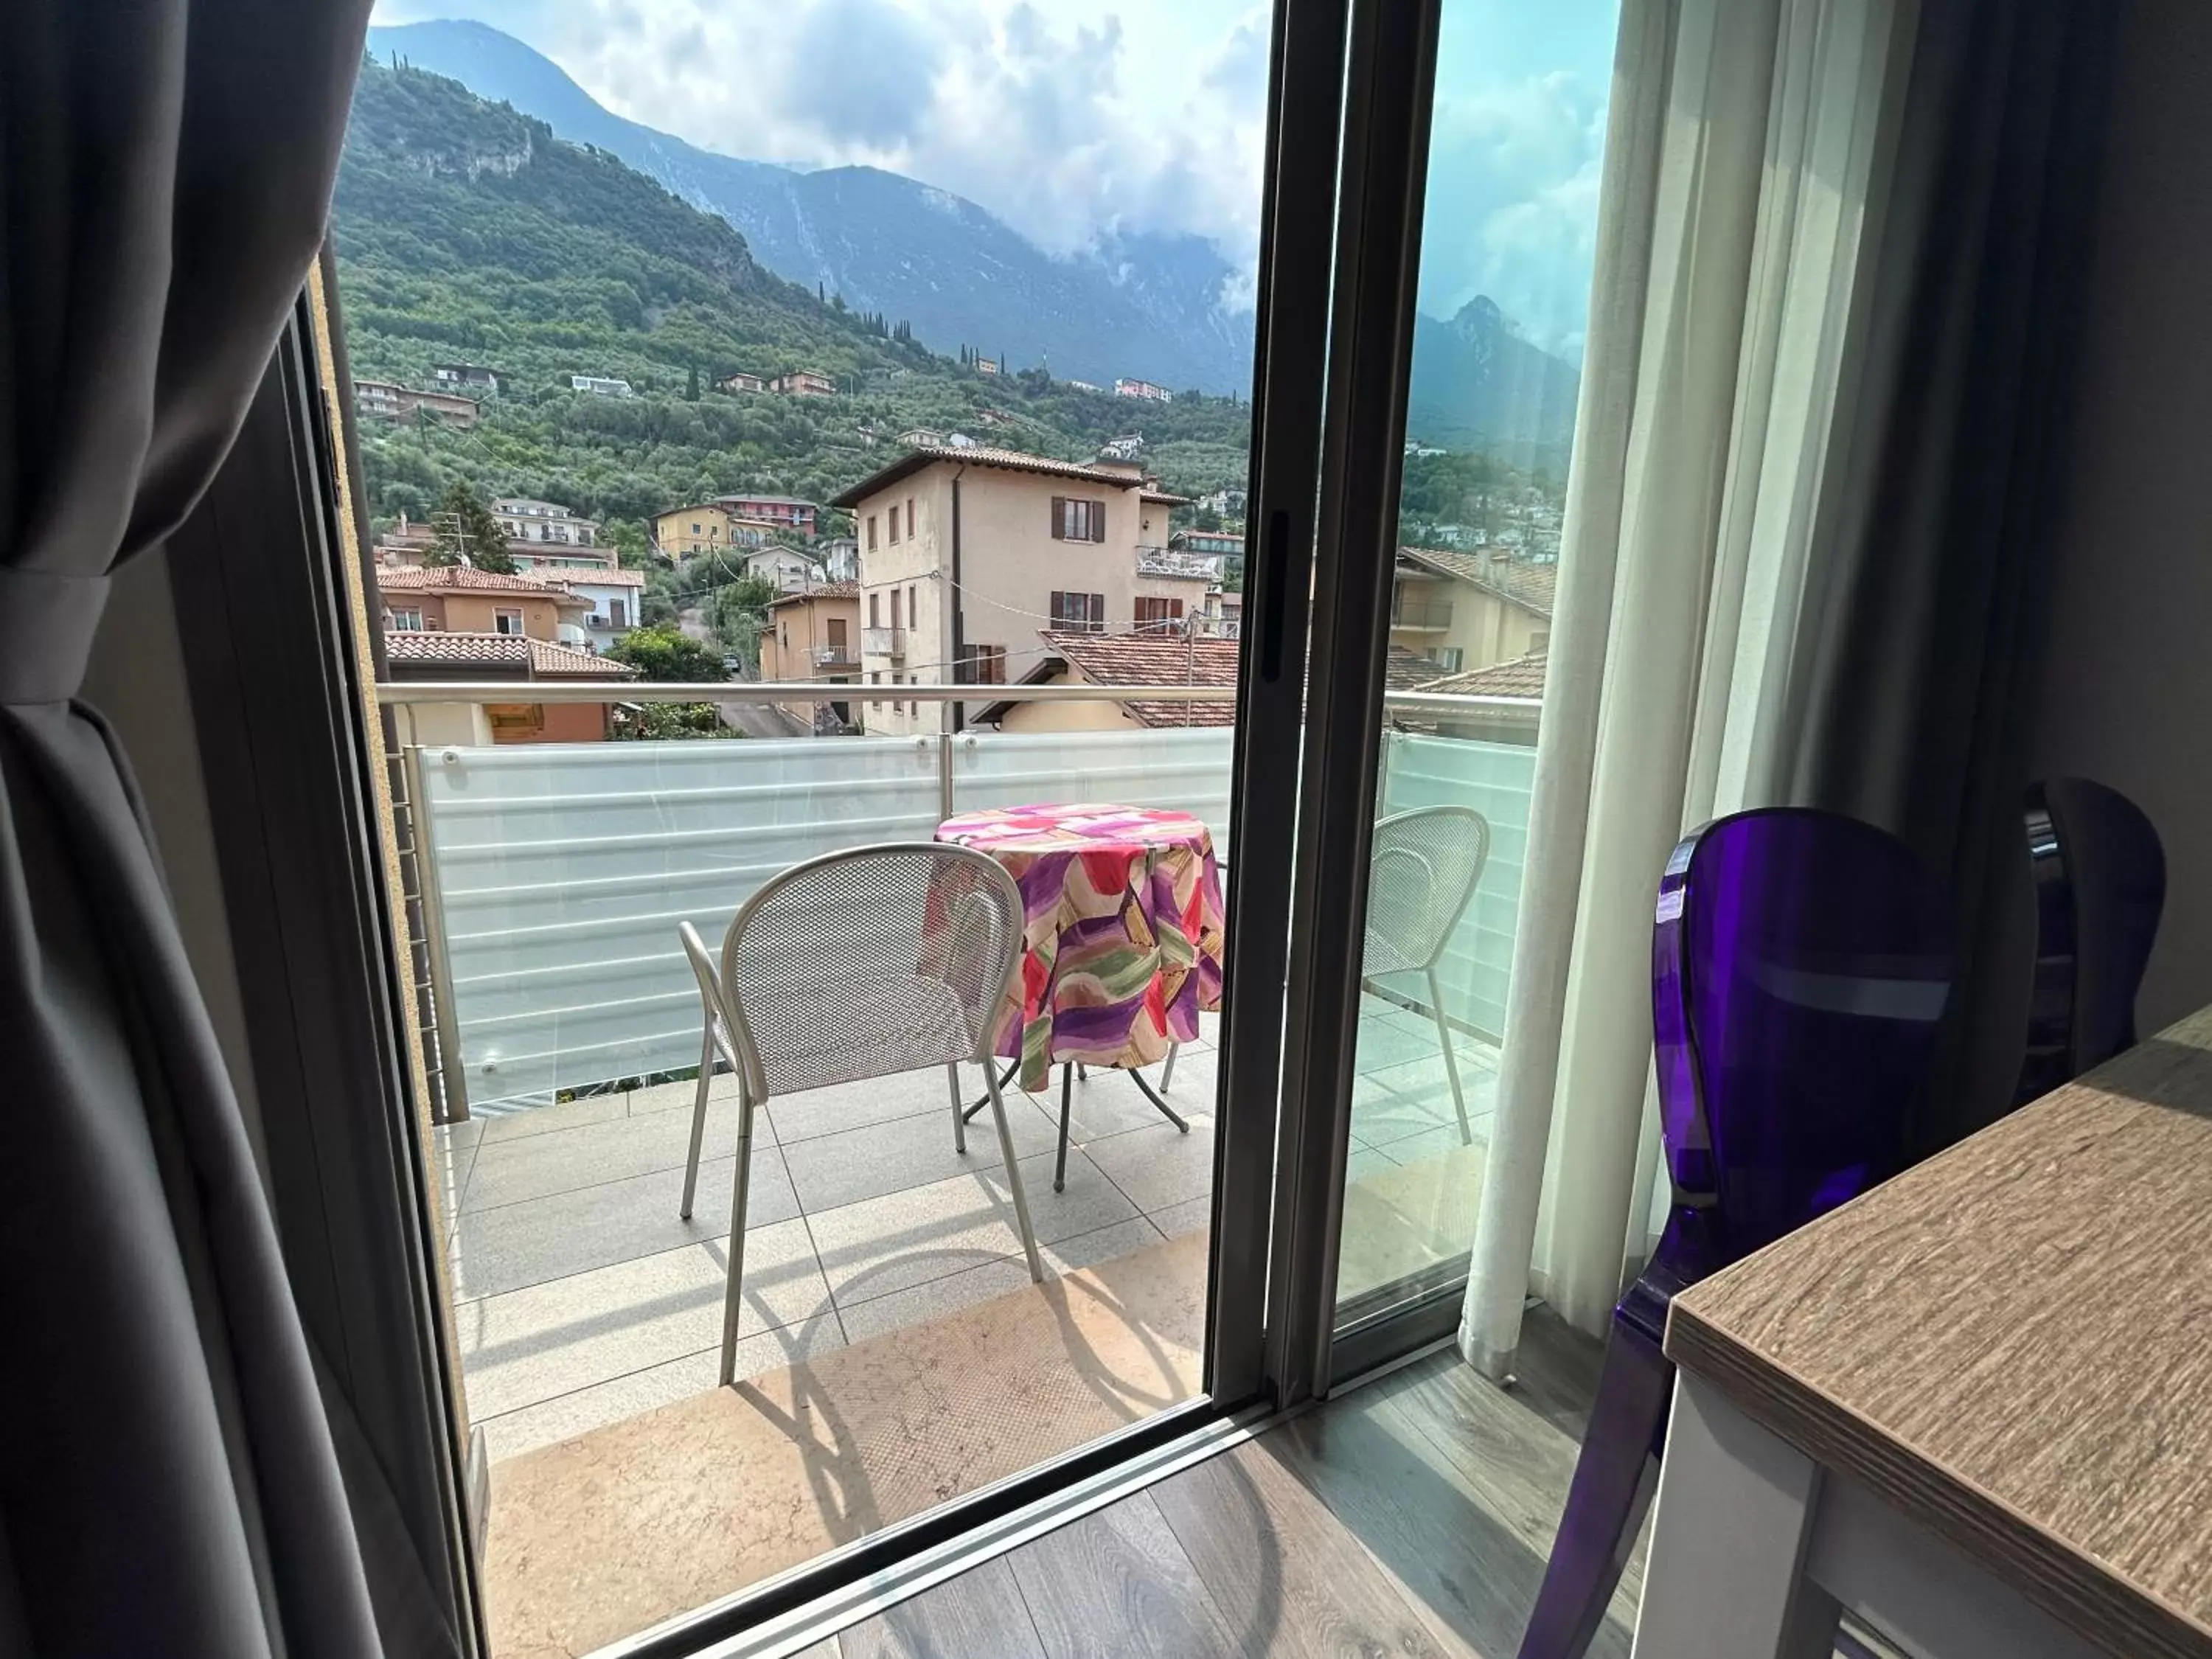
(1632, 1007, 2212, 1659)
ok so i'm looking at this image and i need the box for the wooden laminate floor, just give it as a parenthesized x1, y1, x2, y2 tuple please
(815, 1310, 1641, 1658)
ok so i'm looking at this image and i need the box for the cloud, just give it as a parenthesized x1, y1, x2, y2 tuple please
(369, 0, 1613, 339)
(781, 0, 945, 149)
(1418, 69, 1610, 355)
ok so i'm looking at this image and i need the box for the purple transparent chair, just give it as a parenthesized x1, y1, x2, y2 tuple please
(1517, 808, 1954, 1659)
(2016, 777, 2164, 1107)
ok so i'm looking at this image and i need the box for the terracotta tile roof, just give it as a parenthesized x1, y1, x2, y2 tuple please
(768, 580, 859, 607)
(1011, 630, 1443, 728)
(1397, 548, 1557, 618)
(1418, 648, 1547, 699)
(546, 567, 646, 588)
(381, 631, 636, 679)
(375, 564, 589, 606)
(1141, 489, 1192, 506)
(830, 446, 1152, 507)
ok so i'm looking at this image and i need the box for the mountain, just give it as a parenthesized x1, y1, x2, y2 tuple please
(1405, 296, 1582, 468)
(328, 57, 1253, 533)
(364, 19, 1253, 394)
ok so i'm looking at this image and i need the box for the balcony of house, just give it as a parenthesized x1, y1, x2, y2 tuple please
(1135, 546, 1224, 581)
(1391, 595, 1455, 631)
(381, 677, 1538, 1655)
(813, 643, 860, 672)
(862, 625, 905, 660)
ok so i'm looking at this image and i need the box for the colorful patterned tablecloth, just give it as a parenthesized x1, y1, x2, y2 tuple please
(935, 803, 1227, 1091)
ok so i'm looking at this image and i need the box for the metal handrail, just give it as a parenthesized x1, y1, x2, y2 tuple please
(373, 678, 1543, 714)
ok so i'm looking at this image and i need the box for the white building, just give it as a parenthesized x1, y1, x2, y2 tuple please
(741, 546, 822, 592)
(549, 568, 647, 654)
(493, 498, 598, 547)
(1114, 378, 1173, 403)
(570, 374, 633, 397)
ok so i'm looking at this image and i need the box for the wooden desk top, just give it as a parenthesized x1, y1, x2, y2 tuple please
(1666, 1006, 2212, 1659)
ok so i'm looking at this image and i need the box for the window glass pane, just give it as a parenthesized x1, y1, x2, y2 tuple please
(1333, 0, 1616, 1333)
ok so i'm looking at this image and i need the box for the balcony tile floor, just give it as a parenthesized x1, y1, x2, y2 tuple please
(431, 1003, 1500, 1469)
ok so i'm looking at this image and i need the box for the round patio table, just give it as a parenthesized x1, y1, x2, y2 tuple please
(935, 802, 1227, 1189)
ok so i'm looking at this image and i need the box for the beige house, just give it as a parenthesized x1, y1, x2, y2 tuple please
(373, 564, 593, 644)
(1389, 547, 1555, 677)
(759, 582, 861, 731)
(830, 445, 1192, 734)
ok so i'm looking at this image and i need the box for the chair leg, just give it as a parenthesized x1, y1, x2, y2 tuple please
(984, 1065, 1046, 1281)
(1427, 964, 1472, 1145)
(679, 1025, 714, 1220)
(1517, 1316, 1674, 1659)
(961, 1059, 1019, 1124)
(1159, 1042, 1179, 1091)
(1055, 1063, 1074, 1192)
(946, 1062, 967, 1155)
(717, 1080, 761, 1387)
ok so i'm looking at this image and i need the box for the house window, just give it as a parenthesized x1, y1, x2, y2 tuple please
(1435, 646, 1464, 672)
(1134, 597, 1184, 633)
(959, 644, 1007, 685)
(906, 495, 917, 538)
(610, 599, 627, 627)
(867, 515, 878, 550)
(888, 505, 900, 544)
(1049, 591, 1106, 632)
(869, 591, 881, 627)
(493, 608, 524, 635)
(389, 608, 423, 631)
(1050, 496, 1107, 542)
(890, 589, 901, 629)
(692, 522, 702, 535)
(907, 585, 917, 633)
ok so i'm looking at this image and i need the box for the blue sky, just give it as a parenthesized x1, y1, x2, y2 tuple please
(367, 0, 1619, 354)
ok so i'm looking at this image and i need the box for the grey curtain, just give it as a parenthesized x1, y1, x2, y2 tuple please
(1, 3, 378, 1655)
(1781, 0, 2123, 1157)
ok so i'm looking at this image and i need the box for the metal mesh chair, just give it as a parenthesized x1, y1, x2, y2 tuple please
(1361, 805, 1492, 1141)
(677, 843, 1044, 1385)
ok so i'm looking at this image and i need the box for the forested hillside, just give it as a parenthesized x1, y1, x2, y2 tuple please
(330, 58, 1255, 538)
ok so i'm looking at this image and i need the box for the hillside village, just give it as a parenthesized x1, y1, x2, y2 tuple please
(340, 55, 1565, 744)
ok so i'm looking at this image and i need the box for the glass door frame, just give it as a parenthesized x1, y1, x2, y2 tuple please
(1264, 0, 1452, 1403)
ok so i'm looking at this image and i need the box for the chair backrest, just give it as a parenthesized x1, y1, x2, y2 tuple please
(1362, 806, 1492, 977)
(711, 842, 1024, 1103)
(2017, 776, 2165, 1105)
(1652, 808, 1954, 1270)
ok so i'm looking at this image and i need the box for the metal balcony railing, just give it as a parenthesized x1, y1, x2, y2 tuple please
(814, 644, 860, 667)
(1135, 546, 1223, 580)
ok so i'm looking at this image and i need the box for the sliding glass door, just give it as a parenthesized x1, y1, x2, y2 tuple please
(305, 0, 1353, 1649)
(1257, 0, 1620, 1388)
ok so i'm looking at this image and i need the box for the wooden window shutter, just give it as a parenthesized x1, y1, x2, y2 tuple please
(1091, 500, 1105, 543)
(1051, 496, 1067, 540)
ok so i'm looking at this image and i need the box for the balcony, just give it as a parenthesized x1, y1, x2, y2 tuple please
(1391, 597, 1455, 631)
(813, 643, 860, 670)
(382, 678, 1536, 1654)
(1136, 546, 1223, 580)
(862, 625, 905, 659)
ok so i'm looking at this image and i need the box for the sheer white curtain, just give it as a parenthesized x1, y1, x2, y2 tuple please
(1458, 0, 1913, 1364)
